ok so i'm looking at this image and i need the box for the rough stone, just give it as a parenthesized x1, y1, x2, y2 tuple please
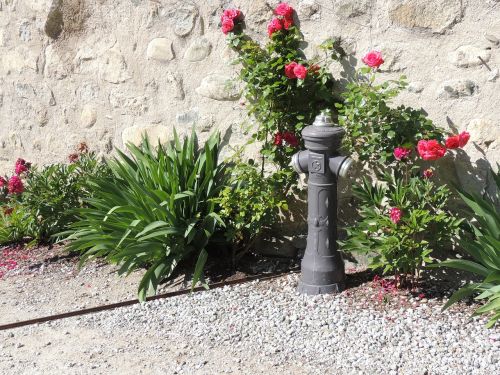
(484, 34, 499, 46)
(196, 74, 240, 101)
(165, 3, 198, 37)
(19, 20, 31, 42)
(336, 0, 370, 19)
(437, 79, 477, 99)
(165, 72, 185, 100)
(101, 48, 130, 84)
(184, 38, 212, 62)
(449, 45, 491, 68)
(146, 38, 174, 62)
(122, 124, 172, 147)
(81, 105, 97, 128)
(488, 69, 499, 82)
(176, 108, 200, 125)
(389, 0, 463, 33)
(466, 119, 499, 151)
(45, 0, 63, 39)
(408, 81, 424, 93)
(44, 45, 67, 79)
(298, 0, 320, 19)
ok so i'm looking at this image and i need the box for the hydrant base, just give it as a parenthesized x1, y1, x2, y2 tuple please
(297, 280, 345, 295)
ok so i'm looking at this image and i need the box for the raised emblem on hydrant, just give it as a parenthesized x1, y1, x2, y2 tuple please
(291, 111, 353, 295)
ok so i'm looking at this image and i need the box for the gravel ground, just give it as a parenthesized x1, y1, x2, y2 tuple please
(1, 274, 498, 375)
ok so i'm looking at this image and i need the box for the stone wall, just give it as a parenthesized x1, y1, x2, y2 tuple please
(0, 0, 499, 196)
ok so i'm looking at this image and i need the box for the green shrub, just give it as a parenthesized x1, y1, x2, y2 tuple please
(64, 131, 228, 300)
(217, 160, 288, 261)
(0, 204, 31, 245)
(434, 167, 500, 328)
(21, 151, 109, 244)
(341, 169, 462, 285)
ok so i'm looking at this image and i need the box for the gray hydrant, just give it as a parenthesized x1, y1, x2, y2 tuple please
(291, 111, 353, 295)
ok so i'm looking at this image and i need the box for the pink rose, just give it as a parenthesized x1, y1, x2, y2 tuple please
(417, 140, 447, 161)
(362, 50, 384, 68)
(221, 17, 235, 34)
(268, 17, 283, 37)
(283, 131, 299, 147)
(8, 175, 24, 195)
(458, 131, 470, 147)
(389, 207, 402, 224)
(293, 64, 307, 80)
(393, 147, 411, 161)
(222, 9, 242, 22)
(275, 3, 294, 19)
(285, 62, 298, 79)
(423, 169, 434, 179)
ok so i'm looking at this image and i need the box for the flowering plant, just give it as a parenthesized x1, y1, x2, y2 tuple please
(339, 52, 467, 285)
(222, 2, 342, 176)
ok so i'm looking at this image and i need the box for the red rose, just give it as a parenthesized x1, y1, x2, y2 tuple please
(283, 131, 299, 147)
(423, 169, 434, 179)
(362, 50, 384, 68)
(282, 16, 293, 30)
(293, 64, 307, 80)
(445, 135, 460, 149)
(285, 62, 298, 79)
(274, 132, 283, 146)
(222, 9, 242, 22)
(69, 153, 79, 163)
(8, 175, 24, 195)
(221, 17, 235, 34)
(268, 17, 283, 37)
(417, 140, 447, 161)
(275, 3, 294, 19)
(458, 131, 470, 147)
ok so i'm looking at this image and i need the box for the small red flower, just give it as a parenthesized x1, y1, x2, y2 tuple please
(445, 135, 460, 149)
(69, 153, 79, 163)
(458, 131, 470, 147)
(2, 207, 13, 216)
(8, 176, 24, 195)
(285, 62, 298, 79)
(14, 158, 30, 175)
(393, 147, 411, 161)
(220, 8, 242, 35)
(78, 142, 89, 154)
(423, 169, 434, 179)
(282, 16, 293, 30)
(389, 207, 402, 224)
(221, 17, 235, 34)
(274, 132, 283, 146)
(417, 140, 447, 161)
(309, 64, 321, 75)
(275, 3, 294, 19)
(268, 17, 283, 37)
(362, 50, 384, 68)
(283, 131, 299, 147)
(293, 64, 307, 80)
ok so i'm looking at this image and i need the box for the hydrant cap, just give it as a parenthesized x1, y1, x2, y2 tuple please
(312, 111, 334, 127)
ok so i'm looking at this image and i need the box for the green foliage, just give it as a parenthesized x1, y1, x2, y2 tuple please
(341, 168, 462, 284)
(21, 152, 109, 244)
(435, 167, 500, 328)
(63, 131, 228, 300)
(217, 160, 288, 257)
(0, 204, 31, 244)
(228, 23, 339, 176)
(337, 72, 444, 172)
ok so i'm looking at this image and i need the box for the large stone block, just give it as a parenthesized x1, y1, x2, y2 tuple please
(100, 48, 131, 84)
(196, 74, 241, 101)
(184, 37, 211, 62)
(121, 124, 172, 147)
(389, 0, 463, 33)
(147, 38, 174, 62)
(449, 45, 491, 68)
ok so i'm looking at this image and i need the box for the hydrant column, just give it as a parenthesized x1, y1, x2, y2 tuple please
(291, 111, 352, 295)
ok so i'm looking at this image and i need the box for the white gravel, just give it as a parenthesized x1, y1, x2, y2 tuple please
(2, 274, 499, 374)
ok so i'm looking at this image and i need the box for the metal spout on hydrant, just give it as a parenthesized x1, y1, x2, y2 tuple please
(291, 111, 353, 295)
